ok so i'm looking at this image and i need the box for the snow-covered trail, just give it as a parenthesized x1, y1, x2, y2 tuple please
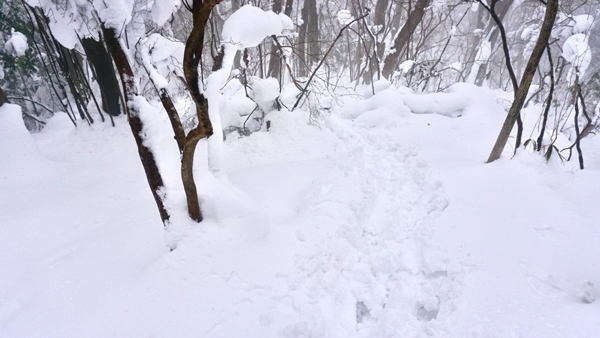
(151, 106, 458, 337)
(278, 115, 455, 337)
(220, 109, 458, 337)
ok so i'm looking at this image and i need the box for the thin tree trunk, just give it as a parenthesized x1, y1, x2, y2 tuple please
(574, 92, 584, 169)
(102, 25, 170, 224)
(72, 50, 109, 124)
(537, 46, 554, 151)
(54, 40, 94, 124)
(487, 0, 558, 163)
(181, 0, 221, 222)
(140, 64, 186, 153)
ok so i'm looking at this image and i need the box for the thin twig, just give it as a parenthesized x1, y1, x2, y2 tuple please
(292, 10, 370, 110)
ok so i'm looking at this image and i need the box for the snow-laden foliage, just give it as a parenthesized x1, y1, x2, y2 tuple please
(563, 33, 592, 83)
(222, 5, 293, 49)
(4, 29, 28, 57)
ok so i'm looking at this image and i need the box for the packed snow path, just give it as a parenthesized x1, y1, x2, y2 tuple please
(225, 112, 455, 337)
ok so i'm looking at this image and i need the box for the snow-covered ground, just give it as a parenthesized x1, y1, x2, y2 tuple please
(1, 83, 599, 337)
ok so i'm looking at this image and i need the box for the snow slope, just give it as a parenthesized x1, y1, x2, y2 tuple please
(1, 82, 599, 337)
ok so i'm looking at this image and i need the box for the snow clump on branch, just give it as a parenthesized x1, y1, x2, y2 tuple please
(221, 5, 293, 49)
(4, 29, 28, 57)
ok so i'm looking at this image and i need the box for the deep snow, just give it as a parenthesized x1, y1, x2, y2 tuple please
(1, 82, 599, 337)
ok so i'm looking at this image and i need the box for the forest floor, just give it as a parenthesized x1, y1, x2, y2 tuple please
(1, 82, 599, 337)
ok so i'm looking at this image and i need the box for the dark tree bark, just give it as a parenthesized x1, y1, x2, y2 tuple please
(374, 0, 389, 29)
(0, 86, 9, 107)
(181, 0, 221, 222)
(487, 0, 558, 163)
(297, 0, 319, 76)
(137, 42, 185, 153)
(284, 0, 294, 17)
(573, 91, 584, 169)
(102, 25, 170, 225)
(142, 68, 186, 154)
(297, 2, 309, 77)
(81, 37, 122, 116)
(267, 0, 284, 80)
(382, 0, 430, 79)
(305, 0, 319, 65)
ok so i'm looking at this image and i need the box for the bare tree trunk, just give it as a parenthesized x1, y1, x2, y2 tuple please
(298, 2, 309, 77)
(267, 0, 284, 80)
(81, 37, 122, 116)
(374, 0, 388, 30)
(573, 90, 584, 169)
(102, 25, 170, 224)
(382, 0, 430, 79)
(374, 0, 389, 61)
(284, 0, 294, 17)
(487, 0, 558, 163)
(306, 0, 319, 65)
(181, 0, 221, 222)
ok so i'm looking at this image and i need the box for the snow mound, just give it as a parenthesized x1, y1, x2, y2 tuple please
(0, 104, 44, 171)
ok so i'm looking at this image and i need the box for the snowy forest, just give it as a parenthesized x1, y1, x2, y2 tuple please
(1, 0, 599, 336)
